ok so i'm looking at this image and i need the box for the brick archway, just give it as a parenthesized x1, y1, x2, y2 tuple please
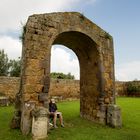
(11, 12, 121, 138)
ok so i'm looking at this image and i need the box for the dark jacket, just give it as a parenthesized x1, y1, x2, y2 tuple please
(49, 102, 57, 112)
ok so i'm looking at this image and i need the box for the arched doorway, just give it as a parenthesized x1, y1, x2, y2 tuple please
(50, 44, 80, 99)
(52, 31, 101, 121)
(51, 44, 79, 80)
(11, 12, 121, 137)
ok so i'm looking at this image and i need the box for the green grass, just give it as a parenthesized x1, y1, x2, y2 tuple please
(0, 97, 140, 140)
(0, 106, 31, 140)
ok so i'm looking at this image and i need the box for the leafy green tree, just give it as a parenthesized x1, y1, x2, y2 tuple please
(50, 72, 75, 79)
(19, 23, 26, 43)
(9, 57, 21, 77)
(67, 72, 75, 79)
(0, 49, 10, 76)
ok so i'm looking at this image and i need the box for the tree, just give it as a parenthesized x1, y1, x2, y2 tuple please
(50, 72, 75, 79)
(67, 72, 75, 79)
(9, 57, 21, 77)
(0, 49, 10, 76)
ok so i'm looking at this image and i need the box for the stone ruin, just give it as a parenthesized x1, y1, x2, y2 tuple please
(11, 12, 122, 139)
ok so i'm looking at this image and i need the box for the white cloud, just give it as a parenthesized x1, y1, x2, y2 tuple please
(115, 61, 140, 81)
(0, 36, 22, 59)
(51, 46, 80, 79)
(85, 0, 97, 4)
(0, 0, 95, 78)
(0, 0, 96, 32)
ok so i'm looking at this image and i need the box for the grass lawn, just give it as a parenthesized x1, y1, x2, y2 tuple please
(0, 97, 140, 140)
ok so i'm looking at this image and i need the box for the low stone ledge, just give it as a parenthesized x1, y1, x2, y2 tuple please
(0, 96, 9, 106)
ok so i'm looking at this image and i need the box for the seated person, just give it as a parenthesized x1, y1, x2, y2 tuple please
(49, 98, 64, 128)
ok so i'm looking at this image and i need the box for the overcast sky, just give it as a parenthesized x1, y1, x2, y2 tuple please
(0, 0, 140, 81)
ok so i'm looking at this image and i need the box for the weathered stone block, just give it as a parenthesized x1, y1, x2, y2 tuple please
(104, 97, 110, 104)
(0, 96, 9, 106)
(107, 104, 122, 128)
(32, 107, 49, 140)
(38, 93, 48, 102)
(21, 101, 36, 135)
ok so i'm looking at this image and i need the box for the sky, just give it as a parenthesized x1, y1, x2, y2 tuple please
(0, 0, 140, 81)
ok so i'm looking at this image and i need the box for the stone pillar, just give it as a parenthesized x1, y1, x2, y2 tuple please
(21, 101, 36, 135)
(107, 104, 122, 128)
(32, 107, 49, 140)
(10, 90, 22, 129)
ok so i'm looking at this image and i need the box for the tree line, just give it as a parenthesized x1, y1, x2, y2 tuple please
(0, 49, 21, 77)
(51, 72, 75, 79)
(0, 49, 75, 79)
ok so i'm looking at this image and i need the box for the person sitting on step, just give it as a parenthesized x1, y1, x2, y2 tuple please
(49, 98, 64, 128)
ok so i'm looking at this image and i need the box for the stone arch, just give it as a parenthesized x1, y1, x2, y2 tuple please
(52, 31, 101, 119)
(11, 12, 121, 138)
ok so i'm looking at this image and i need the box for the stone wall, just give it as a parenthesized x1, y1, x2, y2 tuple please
(116, 81, 140, 97)
(49, 79, 80, 100)
(0, 77, 139, 102)
(115, 81, 127, 96)
(0, 76, 79, 102)
(0, 76, 20, 102)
